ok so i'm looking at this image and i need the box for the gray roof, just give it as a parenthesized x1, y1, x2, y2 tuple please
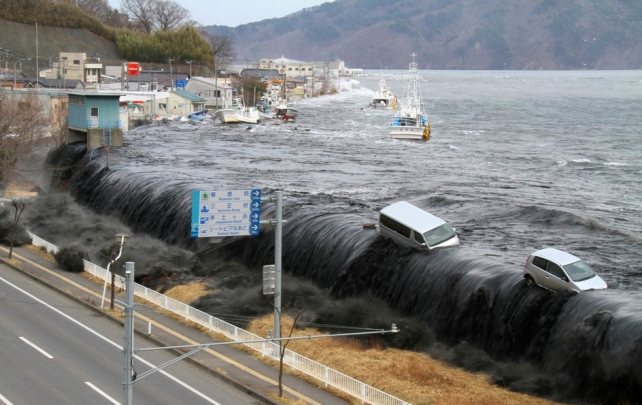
(241, 69, 281, 79)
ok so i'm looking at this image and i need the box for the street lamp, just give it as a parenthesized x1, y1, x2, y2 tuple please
(185, 60, 192, 78)
(100, 233, 128, 309)
(14, 58, 30, 89)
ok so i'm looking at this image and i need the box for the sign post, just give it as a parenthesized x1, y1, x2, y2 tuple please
(191, 189, 261, 238)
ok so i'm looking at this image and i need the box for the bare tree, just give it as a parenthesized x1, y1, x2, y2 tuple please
(122, 0, 156, 33)
(73, 0, 113, 20)
(0, 92, 48, 183)
(201, 31, 235, 71)
(8, 198, 27, 259)
(154, 0, 190, 31)
(122, 0, 190, 32)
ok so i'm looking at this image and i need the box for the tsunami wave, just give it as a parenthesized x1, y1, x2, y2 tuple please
(42, 144, 642, 403)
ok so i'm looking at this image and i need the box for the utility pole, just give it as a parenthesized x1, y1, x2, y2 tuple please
(35, 22, 38, 88)
(122, 262, 135, 405)
(167, 58, 173, 89)
(273, 191, 283, 355)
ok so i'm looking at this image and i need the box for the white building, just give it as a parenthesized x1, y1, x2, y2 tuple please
(39, 52, 103, 84)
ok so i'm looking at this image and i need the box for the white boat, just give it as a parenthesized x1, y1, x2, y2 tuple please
(389, 53, 431, 141)
(370, 77, 397, 109)
(274, 103, 298, 122)
(215, 97, 260, 124)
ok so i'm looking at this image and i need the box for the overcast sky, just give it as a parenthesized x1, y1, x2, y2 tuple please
(107, 0, 334, 27)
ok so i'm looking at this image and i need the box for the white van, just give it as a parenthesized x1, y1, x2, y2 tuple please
(379, 201, 460, 251)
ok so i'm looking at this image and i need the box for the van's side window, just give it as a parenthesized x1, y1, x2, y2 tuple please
(380, 214, 410, 237)
(413, 231, 424, 244)
(532, 256, 548, 270)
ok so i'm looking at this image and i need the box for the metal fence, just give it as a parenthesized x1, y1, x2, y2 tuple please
(30, 234, 410, 405)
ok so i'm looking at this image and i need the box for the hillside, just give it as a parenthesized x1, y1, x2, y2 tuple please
(204, 0, 642, 69)
(0, 19, 121, 76)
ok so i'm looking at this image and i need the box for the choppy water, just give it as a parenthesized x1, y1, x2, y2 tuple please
(112, 70, 642, 288)
(38, 70, 642, 402)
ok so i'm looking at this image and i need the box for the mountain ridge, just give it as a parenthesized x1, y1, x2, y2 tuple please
(204, 0, 642, 69)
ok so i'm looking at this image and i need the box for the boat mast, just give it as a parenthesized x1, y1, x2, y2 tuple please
(404, 52, 422, 115)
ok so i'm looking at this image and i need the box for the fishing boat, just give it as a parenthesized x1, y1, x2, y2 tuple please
(274, 103, 298, 122)
(215, 97, 260, 124)
(389, 53, 431, 141)
(370, 77, 397, 109)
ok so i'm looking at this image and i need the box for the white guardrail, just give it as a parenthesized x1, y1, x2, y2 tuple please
(28, 233, 409, 405)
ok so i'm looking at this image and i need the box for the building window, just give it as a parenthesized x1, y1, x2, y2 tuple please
(90, 107, 99, 117)
(73, 59, 80, 65)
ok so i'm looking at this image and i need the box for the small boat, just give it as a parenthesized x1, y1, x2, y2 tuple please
(187, 109, 209, 121)
(256, 98, 275, 120)
(370, 77, 397, 109)
(215, 97, 260, 124)
(389, 53, 431, 141)
(274, 103, 298, 122)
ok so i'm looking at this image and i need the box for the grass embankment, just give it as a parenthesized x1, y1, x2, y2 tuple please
(164, 283, 560, 405)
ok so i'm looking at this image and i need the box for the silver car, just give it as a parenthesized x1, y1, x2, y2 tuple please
(524, 248, 607, 293)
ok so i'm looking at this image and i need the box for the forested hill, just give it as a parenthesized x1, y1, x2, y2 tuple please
(204, 0, 642, 69)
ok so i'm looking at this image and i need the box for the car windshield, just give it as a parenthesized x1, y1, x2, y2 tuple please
(563, 260, 596, 282)
(423, 224, 456, 247)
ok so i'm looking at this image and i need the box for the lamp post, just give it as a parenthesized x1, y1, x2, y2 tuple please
(100, 233, 128, 309)
(13, 58, 30, 89)
(185, 60, 192, 78)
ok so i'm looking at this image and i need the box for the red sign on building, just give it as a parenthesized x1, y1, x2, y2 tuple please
(126, 62, 141, 76)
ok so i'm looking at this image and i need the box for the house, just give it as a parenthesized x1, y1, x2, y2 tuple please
(167, 89, 206, 117)
(40, 52, 103, 84)
(184, 77, 234, 109)
(66, 92, 124, 149)
(119, 91, 170, 123)
(240, 68, 281, 81)
(257, 57, 315, 78)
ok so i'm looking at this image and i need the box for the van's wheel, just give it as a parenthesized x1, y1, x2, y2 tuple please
(524, 275, 534, 288)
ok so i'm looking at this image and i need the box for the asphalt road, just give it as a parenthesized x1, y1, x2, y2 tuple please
(0, 265, 261, 405)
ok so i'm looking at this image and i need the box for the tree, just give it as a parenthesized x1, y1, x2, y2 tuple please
(154, 0, 190, 31)
(201, 31, 235, 71)
(0, 92, 48, 183)
(122, 0, 190, 33)
(240, 77, 266, 106)
(8, 198, 27, 259)
(70, 0, 129, 27)
(122, 0, 156, 33)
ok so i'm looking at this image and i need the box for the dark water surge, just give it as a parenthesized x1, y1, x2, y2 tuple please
(26, 71, 642, 403)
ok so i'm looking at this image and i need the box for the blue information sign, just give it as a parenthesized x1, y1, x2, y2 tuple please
(191, 189, 261, 238)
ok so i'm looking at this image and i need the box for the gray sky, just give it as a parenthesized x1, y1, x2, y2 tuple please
(108, 0, 334, 27)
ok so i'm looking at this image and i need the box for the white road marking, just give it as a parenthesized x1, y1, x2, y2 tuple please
(84, 382, 119, 405)
(0, 393, 14, 405)
(1, 276, 220, 405)
(19, 336, 54, 359)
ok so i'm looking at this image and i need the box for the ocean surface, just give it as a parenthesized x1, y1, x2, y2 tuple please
(116, 69, 641, 290)
(33, 69, 642, 402)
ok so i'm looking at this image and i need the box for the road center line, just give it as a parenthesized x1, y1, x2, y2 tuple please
(84, 382, 119, 405)
(1, 275, 220, 405)
(0, 393, 14, 405)
(19, 336, 54, 359)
